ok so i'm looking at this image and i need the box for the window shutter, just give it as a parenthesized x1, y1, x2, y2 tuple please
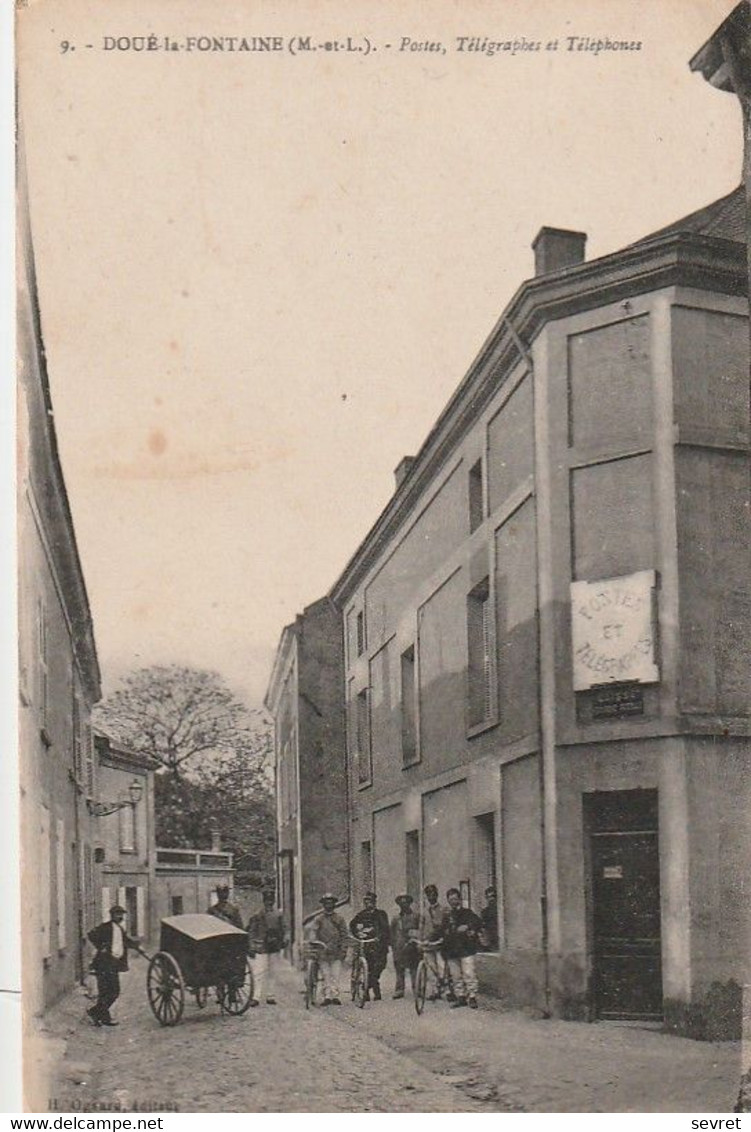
(56, 818, 66, 949)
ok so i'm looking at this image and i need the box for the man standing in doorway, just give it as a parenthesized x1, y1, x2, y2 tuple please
(480, 886, 499, 951)
(247, 888, 287, 1006)
(443, 887, 483, 1009)
(86, 905, 145, 1026)
(308, 893, 348, 1005)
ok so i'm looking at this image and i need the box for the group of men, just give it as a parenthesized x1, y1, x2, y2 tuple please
(307, 884, 498, 1010)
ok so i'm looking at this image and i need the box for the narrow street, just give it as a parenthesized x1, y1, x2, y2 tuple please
(34, 960, 741, 1113)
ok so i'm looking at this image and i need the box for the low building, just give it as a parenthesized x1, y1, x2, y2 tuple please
(153, 844, 235, 934)
(265, 597, 348, 958)
(92, 733, 157, 944)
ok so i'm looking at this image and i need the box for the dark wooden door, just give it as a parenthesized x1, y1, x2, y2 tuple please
(591, 829, 662, 1019)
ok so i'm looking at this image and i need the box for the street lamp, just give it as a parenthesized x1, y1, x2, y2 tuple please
(88, 777, 143, 818)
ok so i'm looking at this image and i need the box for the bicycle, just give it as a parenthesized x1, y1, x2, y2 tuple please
(348, 934, 383, 1009)
(414, 939, 453, 1015)
(302, 939, 327, 1009)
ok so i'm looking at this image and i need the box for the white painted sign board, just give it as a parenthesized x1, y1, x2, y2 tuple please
(570, 569, 659, 690)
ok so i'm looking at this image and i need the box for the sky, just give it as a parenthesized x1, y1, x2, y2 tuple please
(16, 0, 742, 710)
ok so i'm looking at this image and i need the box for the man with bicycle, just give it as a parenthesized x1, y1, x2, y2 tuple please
(443, 887, 483, 1009)
(390, 894, 421, 999)
(421, 884, 449, 1000)
(308, 892, 348, 1005)
(349, 891, 390, 1001)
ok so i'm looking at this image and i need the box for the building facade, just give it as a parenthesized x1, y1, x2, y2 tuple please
(330, 196, 749, 1039)
(265, 597, 348, 957)
(17, 141, 102, 1015)
(93, 733, 157, 944)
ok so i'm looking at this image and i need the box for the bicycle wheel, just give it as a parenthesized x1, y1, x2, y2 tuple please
(352, 957, 368, 1008)
(414, 959, 428, 1015)
(305, 959, 318, 1009)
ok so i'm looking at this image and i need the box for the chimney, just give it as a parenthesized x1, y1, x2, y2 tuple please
(532, 227, 587, 276)
(394, 455, 415, 490)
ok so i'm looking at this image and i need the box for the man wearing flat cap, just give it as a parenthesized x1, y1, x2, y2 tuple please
(307, 893, 348, 1005)
(349, 891, 390, 1001)
(86, 905, 145, 1026)
(390, 894, 421, 999)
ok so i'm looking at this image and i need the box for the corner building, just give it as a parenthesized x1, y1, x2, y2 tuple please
(330, 191, 749, 1039)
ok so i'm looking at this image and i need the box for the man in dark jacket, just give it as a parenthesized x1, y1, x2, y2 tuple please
(86, 905, 145, 1026)
(207, 883, 243, 929)
(350, 891, 390, 1001)
(479, 886, 499, 951)
(390, 894, 421, 999)
(443, 888, 483, 1009)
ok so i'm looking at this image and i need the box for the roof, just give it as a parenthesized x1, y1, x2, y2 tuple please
(629, 186, 747, 248)
(689, 2, 750, 93)
(329, 197, 746, 607)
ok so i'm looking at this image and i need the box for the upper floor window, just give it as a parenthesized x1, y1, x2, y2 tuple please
(356, 610, 366, 657)
(401, 645, 418, 765)
(467, 577, 494, 729)
(356, 687, 371, 786)
(119, 800, 137, 853)
(469, 458, 484, 533)
(36, 596, 49, 732)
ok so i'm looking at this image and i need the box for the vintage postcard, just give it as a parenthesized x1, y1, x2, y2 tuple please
(14, 0, 750, 1116)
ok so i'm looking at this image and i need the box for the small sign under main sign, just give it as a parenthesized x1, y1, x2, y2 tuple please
(603, 865, 623, 879)
(592, 684, 644, 719)
(571, 570, 659, 691)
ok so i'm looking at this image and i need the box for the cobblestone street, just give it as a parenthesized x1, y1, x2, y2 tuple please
(31, 958, 742, 1114)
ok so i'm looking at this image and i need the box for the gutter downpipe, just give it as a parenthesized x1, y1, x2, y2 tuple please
(502, 315, 553, 1019)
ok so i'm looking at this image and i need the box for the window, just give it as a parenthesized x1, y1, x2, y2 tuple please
(119, 799, 137, 853)
(56, 819, 66, 949)
(360, 840, 373, 893)
(72, 694, 82, 782)
(356, 610, 366, 657)
(469, 458, 484, 533)
(171, 895, 184, 916)
(405, 830, 421, 899)
(84, 725, 95, 798)
(400, 645, 417, 765)
(356, 688, 371, 785)
(36, 597, 49, 735)
(467, 578, 494, 728)
(40, 806, 51, 959)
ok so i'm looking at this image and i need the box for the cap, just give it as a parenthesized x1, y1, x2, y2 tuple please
(320, 892, 337, 903)
(364, 891, 377, 901)
(395, 894, 414, 905)
(110, 904, 126, 915)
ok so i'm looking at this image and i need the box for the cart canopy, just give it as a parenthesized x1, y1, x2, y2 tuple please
(160, 913, 247, 941)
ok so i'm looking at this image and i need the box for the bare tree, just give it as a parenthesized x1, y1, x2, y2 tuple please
(94, 665, 268, 779)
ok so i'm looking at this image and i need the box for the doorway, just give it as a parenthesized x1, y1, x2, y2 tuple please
(586, 789, 662, 1020)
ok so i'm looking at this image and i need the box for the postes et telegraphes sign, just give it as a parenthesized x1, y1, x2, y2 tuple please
(570, 569, 659, 690)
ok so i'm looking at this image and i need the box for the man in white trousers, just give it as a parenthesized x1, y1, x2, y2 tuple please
(247, 888, 286, 1006)
(307, 893, 348, 1005)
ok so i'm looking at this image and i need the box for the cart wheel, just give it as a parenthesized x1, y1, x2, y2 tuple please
(218, 958, 254, 1016)
(194, 986, 208, 1009)
(304, 959, 319, 1009)
(414, 959, 428, 1016)
(352, 957, 368, 1009)
(147, 952, 185, 1027)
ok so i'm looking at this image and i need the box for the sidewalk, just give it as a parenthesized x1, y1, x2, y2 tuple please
(317, 964, 742, 1112)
